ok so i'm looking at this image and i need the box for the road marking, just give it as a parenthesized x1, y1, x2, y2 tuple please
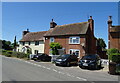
(52, 69, 58, 72)
(46, 67, 51, 70)
(42, 66, 46, 68)
(76, 77, 87, 81)
(37, 65, 42, 67)
(58, 71, 65, 75)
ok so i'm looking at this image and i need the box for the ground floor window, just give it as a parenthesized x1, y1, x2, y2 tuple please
(34, 50, 38, 54)
(69, 49, 80, 57)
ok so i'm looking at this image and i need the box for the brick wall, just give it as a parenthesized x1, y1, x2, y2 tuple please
(109, 32, 120, 50)
(44, 36, 86, 57)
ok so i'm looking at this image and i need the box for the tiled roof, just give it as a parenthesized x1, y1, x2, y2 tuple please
(20, 31, 47, 42)
(110, 25, 120, 32)
(44, 22, 89, 36)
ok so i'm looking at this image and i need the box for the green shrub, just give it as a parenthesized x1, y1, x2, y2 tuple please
(107, 48, 119, 56)
(5, 50, 13, 57)
(107, 48, 120, 60)
(50, 42, 62, 55)
(12, 52, 28, 59)
(2, 49, 7, 55)
(111, 53, 120, 63)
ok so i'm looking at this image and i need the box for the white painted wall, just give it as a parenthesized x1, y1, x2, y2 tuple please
(17, 40, 45, 54)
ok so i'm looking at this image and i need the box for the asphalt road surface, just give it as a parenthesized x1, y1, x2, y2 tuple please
(2, 56, 119, 82)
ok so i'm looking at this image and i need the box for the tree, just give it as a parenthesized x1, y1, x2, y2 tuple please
(97, 38, 106, 50)
(50, 42, 62, 55)
(13, 36, 17, 48)
(2, 40, 13, 50)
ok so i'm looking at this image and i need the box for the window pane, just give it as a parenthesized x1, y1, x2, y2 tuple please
(29, 42, 31, 45)
(35, 41, 39, 45)
(70, 38, 72, 43)
(69, 37, 80, 44)
(75, 51, 79, 56)
(50, 37, 54, 42)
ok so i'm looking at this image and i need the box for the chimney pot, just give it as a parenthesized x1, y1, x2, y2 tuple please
(50, 19, 57, 28)
(109, 16, 112, 20)
(52, 19, 53, 22)
(90, 16, 92, 19)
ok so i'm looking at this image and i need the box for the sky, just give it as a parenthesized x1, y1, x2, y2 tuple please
(2, 2, 119, 48)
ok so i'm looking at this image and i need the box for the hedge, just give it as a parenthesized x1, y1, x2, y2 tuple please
(1, 49, 29, 59)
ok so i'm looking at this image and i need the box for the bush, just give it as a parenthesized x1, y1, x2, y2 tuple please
(111, 53, 120, 63)
(107, 48, 120, 60)
(107, 48, 119, 56)
(2, 49, 7, 55)
(50, 42, 62, 55)
(12, 52, 28, 59)
(5, 51, 13, 57)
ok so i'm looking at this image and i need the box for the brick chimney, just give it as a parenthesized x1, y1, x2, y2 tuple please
(23, 29, 29, 37)
(108, 16, 112, 49)
(108, 16, 112, 27)
(88, 16, 94, 35)
(50, 19, 57, 28)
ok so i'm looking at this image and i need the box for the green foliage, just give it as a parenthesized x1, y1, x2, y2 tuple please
(107, 48, 120, 62)
(2, 49, 29, 59)
(2, 40, 13, 50)
(5, 51, 13, 57)
(107, 48, 119, 56)
(111, 53, 120, 63)
(97, 38, 106, 49)
(12, 52, 28, 59)
(50, 42, 62, 55)
(13, 36, 17, 48)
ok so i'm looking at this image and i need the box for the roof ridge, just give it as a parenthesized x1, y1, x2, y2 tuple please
(28, 31, 47, 34)
(56, 22, 88, 27)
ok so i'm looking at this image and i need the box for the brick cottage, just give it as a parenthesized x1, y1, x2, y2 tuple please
(44, 16, 97, 58)
(108, 16, 120, 50)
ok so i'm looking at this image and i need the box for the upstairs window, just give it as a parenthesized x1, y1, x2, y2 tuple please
(50, 37, 54, 43)
(28, 42, 31, 45)
(35, 41, 39, 45)
(69, 37, 80, 44)
(22, 42, 25, 46)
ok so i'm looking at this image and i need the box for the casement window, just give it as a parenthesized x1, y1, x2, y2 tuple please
(69, 37, 80, 44)
(28, 42, 31, 45)
(50, 37, 54, 43)
(69, 49, 80, 57)
(35, 41, 39, 45)
(22, 42, 25, 46)
(34, 50, 38, 54)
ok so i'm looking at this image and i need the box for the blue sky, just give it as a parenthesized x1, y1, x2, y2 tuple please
(2, 2, 118, 48)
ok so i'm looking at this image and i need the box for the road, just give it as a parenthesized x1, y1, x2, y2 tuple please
(2, 56, 119, 82)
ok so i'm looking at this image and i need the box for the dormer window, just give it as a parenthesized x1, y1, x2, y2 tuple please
(69, 37, 80, 44)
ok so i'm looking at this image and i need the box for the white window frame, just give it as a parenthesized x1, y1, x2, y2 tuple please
(50, 37, 54, 43)
(69, 37, 80, 44)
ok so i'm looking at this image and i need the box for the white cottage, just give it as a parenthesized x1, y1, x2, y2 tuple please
(17, 29, 47, 54)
